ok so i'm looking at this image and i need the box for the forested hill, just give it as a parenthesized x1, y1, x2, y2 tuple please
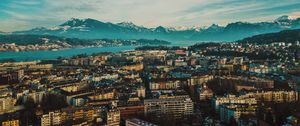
(239, 29, 300, 44)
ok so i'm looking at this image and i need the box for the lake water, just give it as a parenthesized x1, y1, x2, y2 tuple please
(0, 41, 201, 61)
(0, 46, 136, 61)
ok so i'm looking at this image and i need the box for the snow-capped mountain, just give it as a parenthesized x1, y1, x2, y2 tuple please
(117, 22, 145, 30)
(13, 15, 300, 41)
(275, 15, 294, 22)
(166, 26, 204, 31)
(204, 24, 224, 33)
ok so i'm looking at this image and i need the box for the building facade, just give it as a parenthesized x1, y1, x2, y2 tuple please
(144, 96, 193, 119)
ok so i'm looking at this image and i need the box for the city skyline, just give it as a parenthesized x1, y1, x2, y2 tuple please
(1, 0, 300, 32)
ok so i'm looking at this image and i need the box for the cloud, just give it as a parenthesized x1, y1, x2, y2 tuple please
(177, 0, 300, 26)
(0, 0, 300, 32)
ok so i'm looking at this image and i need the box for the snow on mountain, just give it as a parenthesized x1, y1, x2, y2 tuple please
(49, 26, 71, 31)
(274, 15, 294, 28)
(117, 22, 143, 29)
(167, 26, 204, 31)
(275, 15, 293, 22)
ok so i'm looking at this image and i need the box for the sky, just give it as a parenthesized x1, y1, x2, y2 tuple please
(1, 0, 300, 32)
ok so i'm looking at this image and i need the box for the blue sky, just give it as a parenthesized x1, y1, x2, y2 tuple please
(1, 0, 300, 32)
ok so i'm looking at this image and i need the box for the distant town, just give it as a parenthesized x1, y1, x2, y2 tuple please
(0, 35, 170, 52)
(0, 40, 300, 126)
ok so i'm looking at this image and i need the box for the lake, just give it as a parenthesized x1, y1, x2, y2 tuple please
(0, 41, 202, 61)
(0, 46, 136, 61)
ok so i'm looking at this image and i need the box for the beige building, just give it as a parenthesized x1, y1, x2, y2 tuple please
(88, 90, 117, 101)
(136, 86, 146, 98)
(144, 96, 193, 119)
(2, 119, 19, 126)
(107, 109, 120, 126)
(244, 90, 298, 102)
(41, 112, 61, 126)
(212, 95, 257, 111)
(0, 96, 16, 114)
(122, 63, 144, 71)
(41, 107, 99, 126)
(188, 75, 214, 86)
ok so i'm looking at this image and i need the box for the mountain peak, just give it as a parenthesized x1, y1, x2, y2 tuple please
(208, 24, 222, 29)
(168, 26, 203, 31)
(205, 24, 224, 32)
(154, 26, 168, 33)
(116, 22, 144, 30)
(275, 15, 292, 22)
(31, 27, 48, 31)
(60, 18, 84, 27)
(117, 21, 135, 26)
(70, 17, 81, 21)
(60, 18, 102, 27)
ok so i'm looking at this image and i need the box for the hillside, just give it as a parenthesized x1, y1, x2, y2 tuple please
(239, 29, 300, 44)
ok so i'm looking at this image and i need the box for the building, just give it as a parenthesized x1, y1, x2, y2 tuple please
(174, 59, 187, 67)
(41, 111, 62, 126)
(25, 91, 46, 104)
(188, 75, 214, 86)
(17, 69, 24, 80)
(218, 76, 274, 91)
(136, 86, 146, 98)
(0, 96, 16, 114)
(244, 90, 298, 102)
(219, 104, 257, 123)
(2, 119, 19, 126)
(233, 57, 244, 65)
(126, 118, 157, 126)
(106, 109, 120, 126)
(88, 89, 117, 101)
(41, 107, 99, 126)
(122, 63, 144, 71)
(71, 97, 86, 107)
(119, 106, 144, 119)
(212, 95, 257, 111)
(28, 64, 53, 70)
(144, 96, 193, 119)
(199, 84, 214, 100)
(149, 80, 181, 90)
(61, 107, 98, 123)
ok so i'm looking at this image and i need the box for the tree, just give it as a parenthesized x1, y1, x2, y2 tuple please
(265, 111, 274, 125)
(229, 117, 238, 126)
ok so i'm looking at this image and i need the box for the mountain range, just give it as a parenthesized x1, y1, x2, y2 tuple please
(6, 15, 300, 42)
